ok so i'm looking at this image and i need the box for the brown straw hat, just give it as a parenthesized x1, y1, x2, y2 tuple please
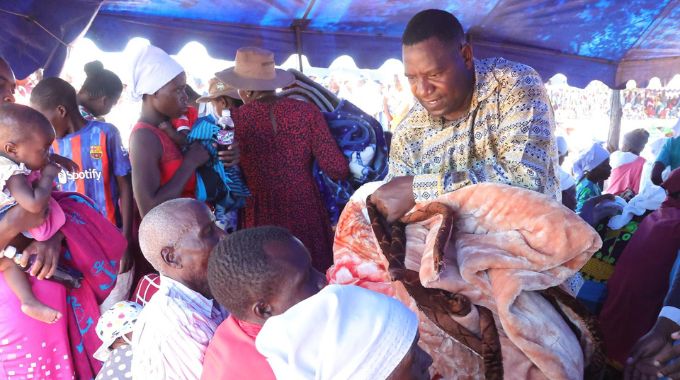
(196, 78, 240, 103)
(215, 47, 295, 91)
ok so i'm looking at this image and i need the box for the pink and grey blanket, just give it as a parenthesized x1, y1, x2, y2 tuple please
(328, 182, 605, 379)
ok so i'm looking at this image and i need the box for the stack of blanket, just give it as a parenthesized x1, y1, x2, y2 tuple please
(281, 70, 389, 224)
(328, 182, 604, 379)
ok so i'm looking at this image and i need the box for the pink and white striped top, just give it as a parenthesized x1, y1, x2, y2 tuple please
(131, 275, 227, 380)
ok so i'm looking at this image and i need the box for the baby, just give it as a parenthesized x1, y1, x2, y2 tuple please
(157, 105, 198, 147)
(94, 301, 142, 380)
(0, 103, 78, 323)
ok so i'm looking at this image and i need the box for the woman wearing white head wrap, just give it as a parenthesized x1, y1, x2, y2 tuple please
(555, 136, 576, 210)
(573, 142, 612, 213)
(128, 45, 229, 220)
(129, 45, 184, 101)
(256, 284, 432, 380)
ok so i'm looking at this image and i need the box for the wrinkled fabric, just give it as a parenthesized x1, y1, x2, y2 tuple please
(605, 155, 645, 196)
(607, 184, 665, 229)
(281, 70, 388, 224)
(55, 191, 126, 379)
(187, 115, 250, 212)
(599, 168, 680, 364)
(329, 182, 603, 379)
(129, 45, 183, 101)
(256, 284, 418, 380)
(577, 213, 649, 314)
(314, 100, 389, 224)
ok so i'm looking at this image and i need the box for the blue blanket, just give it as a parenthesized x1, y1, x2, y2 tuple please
(187, 115, 250, 211)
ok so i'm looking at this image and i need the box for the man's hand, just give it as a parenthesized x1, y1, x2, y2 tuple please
(20, 231, 64, 280)
(215, 141, 240, 168)
(372, 176, 416, 223)
(654, 330, 680, 380)
(625, 318, 679, 380)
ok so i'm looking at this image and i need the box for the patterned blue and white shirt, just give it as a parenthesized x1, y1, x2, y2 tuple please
(387, 57, 560, 201)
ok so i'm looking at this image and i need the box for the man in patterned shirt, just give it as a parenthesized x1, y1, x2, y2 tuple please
(373, 9, 559, 222)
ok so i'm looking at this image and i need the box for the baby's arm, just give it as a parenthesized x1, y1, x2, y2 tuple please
(159, 121, 189, 146)
(6, 163, 60, 214)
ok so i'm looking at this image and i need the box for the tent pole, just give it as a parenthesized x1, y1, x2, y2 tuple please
(295, 25, 303, 72)
(291, 19, 310, 73)
(607, 89, 622, 152)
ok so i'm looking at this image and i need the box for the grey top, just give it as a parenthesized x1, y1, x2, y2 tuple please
(95, 344, 133, 380)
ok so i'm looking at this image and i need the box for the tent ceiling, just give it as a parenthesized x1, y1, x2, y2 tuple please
(2, 1, 678, 88)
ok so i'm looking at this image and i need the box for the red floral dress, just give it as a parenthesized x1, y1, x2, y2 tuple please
(233, 98, 348, 271)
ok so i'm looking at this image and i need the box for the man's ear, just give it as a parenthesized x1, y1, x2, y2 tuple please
(56, 105, 68, 119)
(4, 142, 17, 156)
(253, 300, 273, 320)
(462, 43, 474, 70)
(161, 247, 181, 269)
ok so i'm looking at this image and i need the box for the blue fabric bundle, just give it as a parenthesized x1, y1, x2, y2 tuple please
(314, 99, 389, 224)
(187, 115, 250, 211)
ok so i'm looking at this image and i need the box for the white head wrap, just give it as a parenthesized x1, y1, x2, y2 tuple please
(572, 142, 610, 181)
(556, 136, 569, 157)
(255, 284, 418, 380)
(129, 45, 183, 101)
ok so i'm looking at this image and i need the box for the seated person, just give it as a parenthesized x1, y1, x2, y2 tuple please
(605, 128, 650, 198)
(598, 168, 680, 369)
(573, 142, 612, 213)
(94, 301, 142, 380)
(556, 136, 576, 210)
(131, 198, 227, 379)
(202, 226, 326, 380)
(256, 284, 432, 380)
(626, 262, 680, 380)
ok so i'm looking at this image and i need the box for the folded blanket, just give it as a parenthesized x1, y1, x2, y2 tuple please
(282, 70, 389, 224)
(329, 182, 604, 379)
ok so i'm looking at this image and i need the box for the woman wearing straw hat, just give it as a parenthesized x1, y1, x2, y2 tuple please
(217, 47, 348, 272)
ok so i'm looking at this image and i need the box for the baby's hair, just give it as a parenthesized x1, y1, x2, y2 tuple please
(0, 103, 54, 143)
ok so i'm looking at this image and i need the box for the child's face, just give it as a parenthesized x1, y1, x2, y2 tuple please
(15, 130, 54, 170)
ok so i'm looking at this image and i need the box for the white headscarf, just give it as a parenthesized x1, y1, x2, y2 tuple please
(129, 45, 183, 101)
(572, 142, 610, 181)
(256, 284, 418, 380)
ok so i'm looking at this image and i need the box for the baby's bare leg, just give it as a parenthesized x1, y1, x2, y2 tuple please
(0, 257, 62, 323)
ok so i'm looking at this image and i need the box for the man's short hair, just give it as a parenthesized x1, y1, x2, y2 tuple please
(138, 198, 200, 272)
(402, 9, 466, 46)
(30, 77, 79, 112)
(207, 226, 295, 319)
